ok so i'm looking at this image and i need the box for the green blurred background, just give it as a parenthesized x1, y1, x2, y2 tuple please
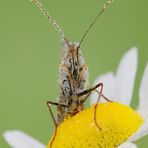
(0, 0, 148, 147)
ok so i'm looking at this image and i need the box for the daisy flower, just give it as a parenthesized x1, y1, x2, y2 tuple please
(91, 47, 148, 147)
(3, 47, 148, 148)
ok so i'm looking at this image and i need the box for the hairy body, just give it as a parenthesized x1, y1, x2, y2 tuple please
(57, 40, 89, 124)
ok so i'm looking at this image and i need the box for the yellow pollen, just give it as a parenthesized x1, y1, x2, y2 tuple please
(47, 102, 143, 148)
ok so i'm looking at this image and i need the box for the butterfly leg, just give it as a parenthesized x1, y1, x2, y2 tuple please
(77, 83, 112, 130)
(77, 83, 104, 97)
(46, 101, 68, 148)
(93, 83, 103, 130)
(46, 101, 58, 148)
(77, 82, 112, 103)
(95, 90, 113, 102)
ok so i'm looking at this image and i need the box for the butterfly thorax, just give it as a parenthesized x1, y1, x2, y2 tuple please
(57, 40, 89, 125)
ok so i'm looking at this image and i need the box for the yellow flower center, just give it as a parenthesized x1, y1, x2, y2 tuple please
(47, 102, 143, 148)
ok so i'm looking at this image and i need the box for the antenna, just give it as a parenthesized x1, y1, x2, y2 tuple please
(31, 0, 70, 48)
(79, 0, 113, 47)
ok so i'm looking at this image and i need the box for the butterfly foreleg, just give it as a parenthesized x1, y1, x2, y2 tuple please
(46, 101, 68, 148)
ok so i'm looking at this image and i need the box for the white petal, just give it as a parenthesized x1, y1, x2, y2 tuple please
(138, 63, 148, 118)
(3, 130, 45, 148)
(129, 64, 148, 141)
(118, 142, 137, 148)
(90, 72, 116, 105)
(115, 47, 138, 105)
